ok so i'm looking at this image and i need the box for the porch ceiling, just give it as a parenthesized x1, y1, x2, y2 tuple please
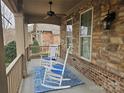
(23, 0, 81, 16)
(23, 0, 82, 25)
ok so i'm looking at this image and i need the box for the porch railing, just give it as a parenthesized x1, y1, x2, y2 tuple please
(29, 45, 61, 58)
(6, 54, 23, 93)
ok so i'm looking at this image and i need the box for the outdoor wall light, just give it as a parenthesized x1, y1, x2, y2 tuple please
(102, 11, 116, 30)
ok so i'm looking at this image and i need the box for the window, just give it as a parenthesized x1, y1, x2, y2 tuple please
(66, 19, 73, 53)
(80, 8, 93, 61)
(1, 0, 16, 67)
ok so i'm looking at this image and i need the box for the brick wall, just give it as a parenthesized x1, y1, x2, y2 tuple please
(53, 35, 60, 45)
(42, 31, 60, 46)
(42, 31, 54, 46)
(60, 0, 124, 93)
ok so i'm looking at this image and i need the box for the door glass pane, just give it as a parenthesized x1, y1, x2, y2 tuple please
(66, 19, 73, 53)
(80, 37, 91, 59)
(67, 20, 72, 34)
(67, 37, 72, 48)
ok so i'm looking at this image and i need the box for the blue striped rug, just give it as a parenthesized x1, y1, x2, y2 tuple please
(34, 67, 85, 93)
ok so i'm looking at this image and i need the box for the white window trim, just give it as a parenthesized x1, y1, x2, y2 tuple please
(66, 18, 73, 53)
(79, 7, 93, 62)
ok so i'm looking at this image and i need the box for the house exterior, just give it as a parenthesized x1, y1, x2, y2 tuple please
(0, 0, 124, 93)
(29, 24, 60, 46)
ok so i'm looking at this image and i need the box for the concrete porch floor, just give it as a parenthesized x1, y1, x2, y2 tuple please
(19, 58, 106, 93)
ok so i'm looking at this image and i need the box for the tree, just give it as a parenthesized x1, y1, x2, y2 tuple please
(32, 39, 40, 53)
(4, 41, 17, 64)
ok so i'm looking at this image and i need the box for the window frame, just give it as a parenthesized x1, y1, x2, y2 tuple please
(66, 18, 73, 53)
(79, 8, 93, 62)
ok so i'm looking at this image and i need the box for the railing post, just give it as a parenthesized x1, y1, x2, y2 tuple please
(21, 54, 27, 78)
(0, 1, 8, 92)
(27, 45, 32, 60)
(27, 46, 31, 61)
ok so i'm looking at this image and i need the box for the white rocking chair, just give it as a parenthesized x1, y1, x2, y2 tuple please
(41, 47, 71, 89)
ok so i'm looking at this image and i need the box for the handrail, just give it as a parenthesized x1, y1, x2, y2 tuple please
(6, 54, 23, 93)
(30, 45, 60, 47)
(6, 54, 22, 75)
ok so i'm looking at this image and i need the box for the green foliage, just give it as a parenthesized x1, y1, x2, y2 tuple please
(4, 41, 17, 64)
(32, 39, 40, 53)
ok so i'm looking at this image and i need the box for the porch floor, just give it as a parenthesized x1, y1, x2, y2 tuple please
(19, 58, 106, 93)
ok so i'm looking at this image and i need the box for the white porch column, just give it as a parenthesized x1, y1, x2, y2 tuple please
(0, 1, 8, 93)
(24, 24, 31, 61)
(15, 13, 25, 55)
(15, 13, 27, 77)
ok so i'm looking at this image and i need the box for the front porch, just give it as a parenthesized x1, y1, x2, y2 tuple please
(0, 0, 124, 93)
(20, 58, 105, 93)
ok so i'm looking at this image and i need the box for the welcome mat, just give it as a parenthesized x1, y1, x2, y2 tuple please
(34, 67, 85, 93)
